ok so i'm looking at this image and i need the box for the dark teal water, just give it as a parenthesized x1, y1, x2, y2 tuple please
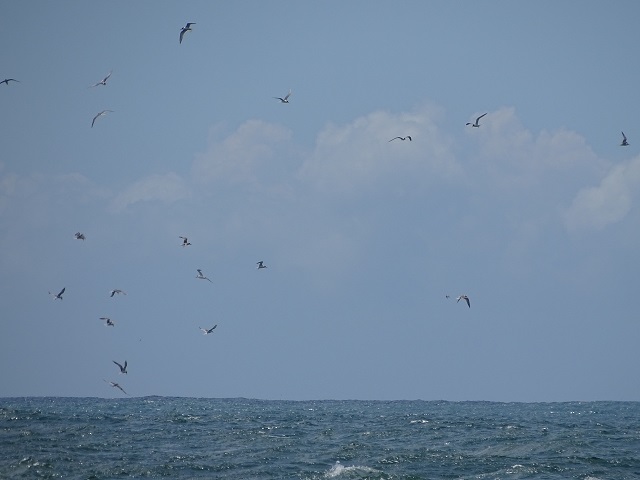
(1, 398, 638, 479)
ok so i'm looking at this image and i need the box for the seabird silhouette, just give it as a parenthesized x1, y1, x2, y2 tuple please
(74, 232, 86, 240)
(1, 78, 19, 85)
(196, 269, 212, 282)
(621, 131, 629, 146)
(388, 136, 412, 142)
(49, 287, 65, 300)
(104, 379, 128, 395)
(199, 325, 217, 335)
(113, 360, 127, 374)
(89, 70, 112, 88)
(274, 89, 292, 103)
(256, 261, 267, 269)
(456, 295, 471, 308)
(99, 317, 115, 327)
(179, 236, 191, 247)
(466, 113, 487, 127)
(91, 110, 113, 128)
(110, 289, 127, 297)
(179, 22, 196, 44)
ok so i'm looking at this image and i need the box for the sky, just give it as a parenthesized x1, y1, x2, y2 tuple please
(1, 1, 639, 402)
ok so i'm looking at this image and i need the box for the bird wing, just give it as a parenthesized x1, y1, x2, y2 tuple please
(179, 29, 186, 43)
(197, 269, 203, 275)
(388, 137, 400, 142)
(622, 131, 627, 141)
(465, 297, 471, 308)
(58, 287, 65, 296)
(407, 136, 412, 141)
(476, 113, 488, 122)
(91, 113, 100, 127)
(103, 71, 112, 82)
(113, 361, 123, 369)
(284, 90, 292, 100)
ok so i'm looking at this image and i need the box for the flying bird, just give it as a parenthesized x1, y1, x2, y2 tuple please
(104, 379, 128, 395)
(196, 269, 212, 282)
(179, 236, 191, 247)
(256, 261, 267, 269)
(1, 78, 19, 85)
(49, 287, 65, 300)
(388, 136, 412, 142)
(74, 232, 86, 240)
(456, 295, 471, 308)
(274, 89, 292, 103)
(113, 360, 127, 374)
(99, 317, 115, 327)
(110, 289, 127, 297)
(91, 110, 113, 128)
(621, 131, 629, 146)
(199, 325, 217, 335)
(89, 70, 112, 88)
(179, 22, 196, 44)
(466, 113, 487, 128)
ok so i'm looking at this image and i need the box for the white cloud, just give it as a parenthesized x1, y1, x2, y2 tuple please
(109, 172, 189, 212)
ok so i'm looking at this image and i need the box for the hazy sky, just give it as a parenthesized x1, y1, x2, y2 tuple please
(1, 1, 639, 401)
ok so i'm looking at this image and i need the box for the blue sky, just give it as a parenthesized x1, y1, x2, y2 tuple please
(1, 1, 639, 401)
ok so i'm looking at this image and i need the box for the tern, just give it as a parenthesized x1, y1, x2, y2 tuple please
(104, 379, 128, 395)
(179, 22, 196, 44)
(49, 287, 65, 300)
(274, 89, 292, 103)
(196, 269, 212, 282)
(456, 295, 471, 308)
(388, 136, 412, 142)
(256, 261, 267, 269)
(621, 131, 629, 146)
(89, 70, 112, 88)
(113, 360, 127, 374)
(110, 289, 127, 297)
(74, 232, 86, 240)
(1, 78, 19, 85)
(466, 113, 487, 128)
(91, 110, 113, 128)
(199, 325, 217, 335)
(99, 317, 115, 327)
(179, 236, 191, 247)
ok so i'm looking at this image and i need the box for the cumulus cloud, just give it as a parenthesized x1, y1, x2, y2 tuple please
(109, 172, 189, 212)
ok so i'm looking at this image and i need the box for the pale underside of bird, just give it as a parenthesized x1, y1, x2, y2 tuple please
(110, 289, 126, 297)
(256, 261, 267, 269)
(179, 236, 191, 247)
(457, 295, 471, 308)
(196, 269, 212, 282)
(113, 360, 127, 374)
(179, 22, 196, 44)
(89, 70, 112, 88)
(389, 136, 412, 142)
(200, 325, 217, 335)
(274, 89, 292, 103)
(99, 317, 115, 326)
(1, 78, 19, 85)
(104, 379, 128, 395)
(49, 287, 65, 300)
(74, 232, 85, 240)
(466, 113, 487, 127)
(621, 131, 629, 146)
(91, 110, 113, 128)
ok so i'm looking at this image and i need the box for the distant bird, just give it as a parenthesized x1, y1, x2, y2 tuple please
(274, 89, 292, 103)
(456, 294, 471, 308)
(466, 113, 487, 128)
(113, 360, 127, 374)
(179, 22, 196, 44)
(74, 232, 86, 241)
(104, 379, 128, 395)
(256, 261, 267, 269)
(388, 136, 412, 142)
(196, 269, 212, 282)
(89, 70, 112, 88)
(1, 78, 19, 85)
(91, 109, 113, 128)
(179, 236, 191, 247)
(621, 131, 629, 146)
(445, 295, 450, 299)
(110, 289, 127, 297)
(199, 325, 217, 335)
(99, 317, 115, 327)
(49, 287, 65, 300)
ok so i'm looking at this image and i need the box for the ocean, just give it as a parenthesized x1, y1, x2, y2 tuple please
(1, 398, 638, 479)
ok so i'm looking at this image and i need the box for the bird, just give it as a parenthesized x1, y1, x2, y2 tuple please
(621, 131, 629, 146)
(104, 379, 128, 395)
(1, 78, 19, 85)
(388, 136, 412, 142)
(49, 287, 65, 300)
(89, 70, 112, 88)
(274, 89, 292, 103)
(113, 360, 127, 374)
(179, 236, 191, 247)
(74, 232, 85, 240)
(91, 110, 113, 128)
(196, 269, 212, 282)
(466, 113, 487, 127)
(456, 295, 471, 308)
(256, 261, 267, 269)
(199, 325, 217, 335)
(99, 317, 115, 327)
(109, 289, 127, 297)
(179, 22, 196, 44)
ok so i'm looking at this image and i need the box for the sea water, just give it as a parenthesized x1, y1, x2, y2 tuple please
(1, 398, 638, 479)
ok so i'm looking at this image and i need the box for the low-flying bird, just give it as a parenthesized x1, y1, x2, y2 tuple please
(110, 289, 127, 297)
(104, 379, 128, 395)
(113, 360, 127, 374)
(99, 317, 115, 326)
(256, 261, 267, 269)
(179, 236, 191, 247)
(49, 287, 65, 300)
(199, 325, 217, 335)
(196, 269, 212, 282)
(621, 131, 629, 146)
(89, 70, 112, 88)
(466, 113, 487, 128)
(74, 232, 85, 240)
(91, 110, 113, 128)
(388, 136, 412, 142)
(456, 294, 471, 308)
(179, 22, 196, 44)
(274, 89, 292, 103)
(1, 78, 19, 85)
